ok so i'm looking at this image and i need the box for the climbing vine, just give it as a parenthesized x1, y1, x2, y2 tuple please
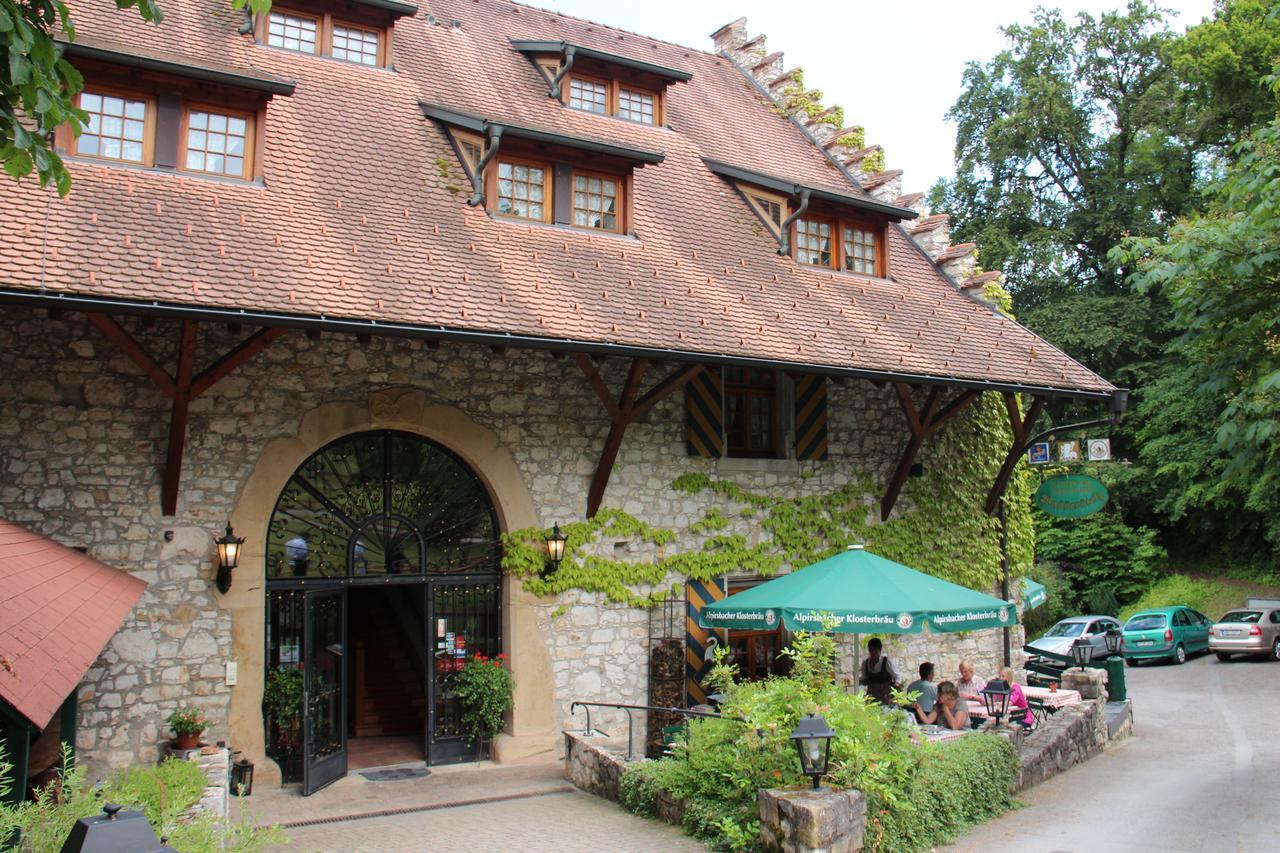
(501, 395, 1034, 610)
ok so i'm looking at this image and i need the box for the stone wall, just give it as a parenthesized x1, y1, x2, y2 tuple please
(0, 305, 1023, 778)
(1015, 698, 1117, 792)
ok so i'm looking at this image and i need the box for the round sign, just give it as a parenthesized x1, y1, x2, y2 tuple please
(1034, 474, 1109, 518)
(896, 612, 914, 630)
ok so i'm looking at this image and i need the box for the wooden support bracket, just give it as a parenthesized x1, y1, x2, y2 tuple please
(86, 313, 286, 516)
(880, 383, 981, 520)
(984, 394, 1047, 515)
(576, 356, 702, 517)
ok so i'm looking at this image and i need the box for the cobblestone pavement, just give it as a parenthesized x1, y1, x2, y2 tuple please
(273, 789, 706, 852)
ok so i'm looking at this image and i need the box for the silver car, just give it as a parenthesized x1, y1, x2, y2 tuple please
(1209, 608, 1280, 661)
(1026, 615, 1122, 663)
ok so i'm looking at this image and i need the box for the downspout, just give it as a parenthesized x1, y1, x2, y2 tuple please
(777, 187, 810, 257)
(466, 125, 503, 207)
(549, 45, 576, 99)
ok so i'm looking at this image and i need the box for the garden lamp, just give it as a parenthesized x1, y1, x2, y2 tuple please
(543, 523, 567, 579)
(215, 523, 246, 594)
(1071, 637, 1095, 671)
(980, 679, 1011, 726)
(1104, 627, 1122, 656)
(232, 756, 255, 796)
(789, 713, 836, 790)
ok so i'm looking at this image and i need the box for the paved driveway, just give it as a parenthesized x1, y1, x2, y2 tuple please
(947, 652, 1280, 852)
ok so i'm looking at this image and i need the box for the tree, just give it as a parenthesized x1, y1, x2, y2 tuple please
(1117, 114, 1280, 553)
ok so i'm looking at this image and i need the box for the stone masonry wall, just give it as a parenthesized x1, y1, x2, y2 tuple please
(1, 306, 1019, 777)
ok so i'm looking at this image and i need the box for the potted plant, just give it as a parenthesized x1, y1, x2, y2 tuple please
(452, 652, 514, 756)
(263, 665, 305, 780)
(166, 705, 209, 750)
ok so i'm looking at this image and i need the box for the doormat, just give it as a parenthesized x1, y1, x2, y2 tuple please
(358, 765, 431, 782)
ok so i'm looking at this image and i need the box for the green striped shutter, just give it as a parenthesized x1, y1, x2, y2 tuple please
(685, 367, 724, 457)
(795, 374, 829, 460)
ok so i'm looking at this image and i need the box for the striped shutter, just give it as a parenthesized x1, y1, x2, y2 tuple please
(685, 366, 724, 457)
(685, 578, 727, 706)
(795, 374, 829, 460)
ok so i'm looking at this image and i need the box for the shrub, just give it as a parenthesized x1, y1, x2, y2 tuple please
(1036, 511, 1166, 605)
(616, 626, 1018, 852)
(1119, 574, 1225, 621)
(1023, 561, 1075, 638)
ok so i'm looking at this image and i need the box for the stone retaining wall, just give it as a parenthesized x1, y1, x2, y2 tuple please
(1015, 697, 1126, 792)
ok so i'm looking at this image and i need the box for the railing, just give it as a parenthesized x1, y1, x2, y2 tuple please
(568, 701, 756, 760)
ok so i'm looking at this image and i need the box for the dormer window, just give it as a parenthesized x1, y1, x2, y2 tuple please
(77, 91, 151, 164)
(843, 225, 878, 275)
(495, 159, 549, 223)
(255, 0, 418, 68)
(267, 11, 319, 53)
(332, 24, 380, 66)
(795, 218, 832, 268)
(510, 40, 692, 128)
(184, 109, 253, 179)
(572, 172, 621, 231)
(793, 215, 884, 277)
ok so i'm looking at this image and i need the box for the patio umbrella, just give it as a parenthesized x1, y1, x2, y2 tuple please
(699, 545, 1017, 634)
(1021, 577, 1047, 611)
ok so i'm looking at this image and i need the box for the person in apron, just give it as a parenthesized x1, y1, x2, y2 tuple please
(858, 637, 900, 704)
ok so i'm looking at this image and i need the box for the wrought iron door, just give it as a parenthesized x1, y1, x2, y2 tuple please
(303, 588, 346, 795)
(427, 578, 501, 764)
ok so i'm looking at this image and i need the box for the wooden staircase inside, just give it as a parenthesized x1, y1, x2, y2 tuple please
(354, 620, 427, 737)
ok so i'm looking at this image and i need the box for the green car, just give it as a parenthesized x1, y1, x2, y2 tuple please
(1122, 606, 1212, 666)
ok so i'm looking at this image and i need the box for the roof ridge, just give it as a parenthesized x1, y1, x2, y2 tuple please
(503, 0, 716, 58)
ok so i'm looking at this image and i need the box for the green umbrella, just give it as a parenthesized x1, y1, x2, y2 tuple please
(699, 545, 1018, 634)
(1021, 577, 1047, 611)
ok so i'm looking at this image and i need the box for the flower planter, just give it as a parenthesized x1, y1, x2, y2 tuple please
(175, 732, 201, 750)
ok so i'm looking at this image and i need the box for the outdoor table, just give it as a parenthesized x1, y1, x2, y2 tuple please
(967, 700, 988, 718)
(1023, 685, 1082, 708)
(921, 725, 972, 742)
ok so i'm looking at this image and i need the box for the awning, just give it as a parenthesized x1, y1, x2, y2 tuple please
(0, 518, 147, 729)
(699, 546, 1017, 634)
(1021, 577, 1047, 611)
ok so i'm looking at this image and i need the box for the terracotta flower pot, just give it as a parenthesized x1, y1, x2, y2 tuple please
(175, 732, 201, 750)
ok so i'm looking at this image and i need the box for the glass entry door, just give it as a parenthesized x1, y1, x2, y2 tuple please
(303, 588, 347, 795)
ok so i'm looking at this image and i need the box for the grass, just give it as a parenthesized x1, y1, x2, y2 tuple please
(1118, 570, 1280, 622)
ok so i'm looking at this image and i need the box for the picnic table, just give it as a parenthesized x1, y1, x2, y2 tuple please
(921, 725, 973, 742)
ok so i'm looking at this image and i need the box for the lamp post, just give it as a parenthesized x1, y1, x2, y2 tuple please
(979, 679, 1011, 727)
(542, 523, 567, 579)
(215, 523, 245, 595)
(1104, 627, 1122, 657)
(1071, 636, 1095, 671)
(789, 713, 835, 790)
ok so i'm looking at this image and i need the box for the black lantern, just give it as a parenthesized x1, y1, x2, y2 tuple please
(789, 713, 836, 790)
(543, 523, 567, 579)
(1104, 627, 1122, 656)
(232, 756, 254, 796)
(215, 523, 245, 595)
(1071, 637, 1095, 671)
(979, 679, 1012, 726)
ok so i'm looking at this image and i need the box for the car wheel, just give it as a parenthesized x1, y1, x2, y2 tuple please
(1173, 643, 1187, 664)
(1272, 638, 1280, 662)
(1215, 652, 1232, 662)
(1125, 657, 1138, 667)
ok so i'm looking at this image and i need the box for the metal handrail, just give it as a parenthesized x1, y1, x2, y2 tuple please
(568, 701, 754, 760)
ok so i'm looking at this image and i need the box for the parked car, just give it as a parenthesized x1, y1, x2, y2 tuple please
(1026, 615, 1122, 667)
(1209, 608, 1280, 662)
(1121, 606, 1211, 665)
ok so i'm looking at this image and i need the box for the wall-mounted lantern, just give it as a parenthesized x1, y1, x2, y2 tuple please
(215, 523, 246, 594)
(543, 523, 567, 579)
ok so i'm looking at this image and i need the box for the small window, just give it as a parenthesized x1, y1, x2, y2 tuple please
(572, 172, 620, 232)
(332, 24, 379, 66)
(495, 159, 548, 222)
(568, 77, 609, 114)
(267, 11, 319, 53)
(743, 189, 787, 235)
(842, 225, 877, 275)
(724, 367, 778, 458)
(617, 88, 655, 124)
(184, 109, 252, 179)
(795, 218, 832, 267)
(453, 131, 484, 177)
(76, 91, 150, 164)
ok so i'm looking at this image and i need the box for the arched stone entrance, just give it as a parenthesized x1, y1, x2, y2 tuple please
(223, 389, 556, 788)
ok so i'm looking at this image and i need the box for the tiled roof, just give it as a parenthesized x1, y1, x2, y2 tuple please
(0, 518, 147, 729)
(0, 0, 1114, 397)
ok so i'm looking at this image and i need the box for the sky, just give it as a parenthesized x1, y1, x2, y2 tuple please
(531, 0, 1218, 193)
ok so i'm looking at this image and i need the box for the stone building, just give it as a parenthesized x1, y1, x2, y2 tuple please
(0, 0, 1116, 794)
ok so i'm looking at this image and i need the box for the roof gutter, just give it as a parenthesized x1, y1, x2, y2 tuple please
(420, 103, 664, 164)
(60, 42, 296, 96)
(703, 158, 917, 221)
(0, 288, 1121, 404)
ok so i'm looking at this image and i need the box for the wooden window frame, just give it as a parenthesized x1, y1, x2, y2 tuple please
(563, 72, 664, 125)
(723, 366, 782, 459)
(258, 8, 388, 68)
(743, 188, 789, 239)
(569, 167, 625, 234)
(69, 87, 157, 167)
(488, 155, 553, 224)
(792, 215, 886, 278)
(178, 103, 257, 181)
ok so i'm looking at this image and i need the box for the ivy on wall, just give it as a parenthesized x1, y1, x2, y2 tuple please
(501, 395, 1034, 609)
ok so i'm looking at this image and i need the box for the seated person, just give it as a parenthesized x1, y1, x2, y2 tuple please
(956, 660, 986, 701)
(1000, 667, 1035, 728)
(905, 662, 937, 723)
(922, 681, 970, 730)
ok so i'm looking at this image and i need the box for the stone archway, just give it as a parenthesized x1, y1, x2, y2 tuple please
(223, 388, 556, 784)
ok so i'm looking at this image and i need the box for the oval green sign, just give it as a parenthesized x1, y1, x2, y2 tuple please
(1034, 474, 1108, 518)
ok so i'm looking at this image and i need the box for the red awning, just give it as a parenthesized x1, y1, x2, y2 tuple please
(0, 518, 147, 730)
